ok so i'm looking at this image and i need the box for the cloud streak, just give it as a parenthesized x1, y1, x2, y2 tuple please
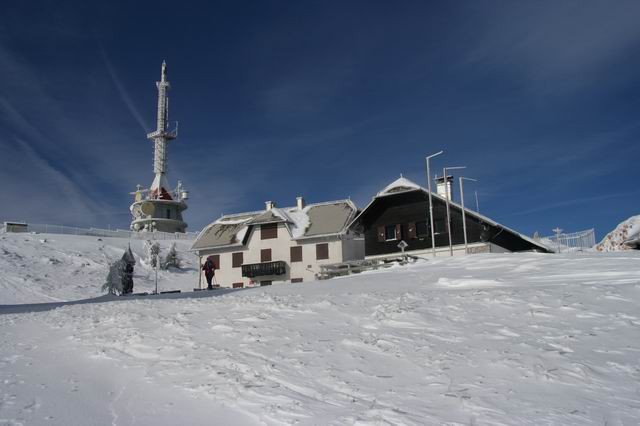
(101, 48, 150, 133)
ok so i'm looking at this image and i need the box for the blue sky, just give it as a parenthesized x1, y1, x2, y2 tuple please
(1, 1, 639, 239)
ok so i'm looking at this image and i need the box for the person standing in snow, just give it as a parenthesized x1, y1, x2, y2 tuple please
(203, 256, 216, 290)
(123, 262, 134, 294)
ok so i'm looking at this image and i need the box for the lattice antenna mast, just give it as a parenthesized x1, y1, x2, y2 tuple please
(146, 61, 177, 199)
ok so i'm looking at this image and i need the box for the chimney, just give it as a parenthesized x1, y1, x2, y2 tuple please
(435, 175, 454, 200)
(296, 196, 305, 210)
(265, 200, 275, 211)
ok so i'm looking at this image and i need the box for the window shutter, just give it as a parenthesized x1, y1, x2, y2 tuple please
(316, 243, 329, 260)
(395, 224, 402, 241)
(261, 223, 278, 240)
(290, 246, 302, 262)
(377, 226, 385, 242)
(232, 252, 243, 268)
(407, 222, 416, 239)
(261, 248, 272, 262)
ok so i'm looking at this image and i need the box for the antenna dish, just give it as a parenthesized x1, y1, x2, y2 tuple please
(140, 201, 155, 216)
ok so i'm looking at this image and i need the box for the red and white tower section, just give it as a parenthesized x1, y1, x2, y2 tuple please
(130, 61, 188, 233)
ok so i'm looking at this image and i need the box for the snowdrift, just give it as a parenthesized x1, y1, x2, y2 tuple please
(596, 214, 640, 252)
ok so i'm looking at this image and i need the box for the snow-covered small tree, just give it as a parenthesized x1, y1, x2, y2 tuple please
(144, 240, 161, 268)
(161, 242, 181, 270)
(102, 259, 125, 295)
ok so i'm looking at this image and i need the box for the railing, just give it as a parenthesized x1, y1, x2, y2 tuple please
(542, 228, 596, 252)
(319, 254, 421, 280)
(1, 220, 199, 240)
(241, 261, 287, 278)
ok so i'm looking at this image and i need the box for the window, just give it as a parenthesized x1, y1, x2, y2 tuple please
(434, 219, 447, 234)
(316, 243, 329, 260)
(261, 223, 278, 240)
(166, 209, 171, 219)
(385, 225, 396, 240)
(261, 248, 272, 262)
(291, 278, 303, 283)
(232, 282, 243, 288)
(416, 221, 428, 237)
(290, 246, 302, 262)
(232, 252, 243, 268)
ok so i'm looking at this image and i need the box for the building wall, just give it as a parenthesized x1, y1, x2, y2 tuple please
(342, 232, 365, 261)
(198, 222, 358, 288)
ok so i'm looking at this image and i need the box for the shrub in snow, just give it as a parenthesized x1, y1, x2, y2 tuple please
(102, 259, 125, 295)
(161, 242, 181, 270)
(102, 248, 136, 295)
(144, 240, 161, 268)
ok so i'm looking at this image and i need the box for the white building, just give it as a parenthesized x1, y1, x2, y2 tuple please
(191, 198, 363, 287)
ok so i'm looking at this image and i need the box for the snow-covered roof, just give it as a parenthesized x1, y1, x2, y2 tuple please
(377, 176, 423, 196)
(191, 199, 358, 251)
(351, 177, 550, 253)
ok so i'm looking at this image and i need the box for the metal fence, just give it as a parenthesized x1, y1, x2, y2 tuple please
(543, 228, 596, 252)
(1, 221, 199, 240)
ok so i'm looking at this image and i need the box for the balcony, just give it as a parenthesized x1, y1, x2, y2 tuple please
(241, 260, 287, 278)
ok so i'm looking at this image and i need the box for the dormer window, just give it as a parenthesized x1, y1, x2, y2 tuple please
(261, 223, 278, 239)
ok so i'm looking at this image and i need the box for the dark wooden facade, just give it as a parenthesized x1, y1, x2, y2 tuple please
(350, 190, 549, 256)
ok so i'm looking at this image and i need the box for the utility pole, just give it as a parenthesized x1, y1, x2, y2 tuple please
(154, 252, 159, 294)
(443, 166, 466, 256)
(459, 176, 478, 254)
(425, 151, 443, 257)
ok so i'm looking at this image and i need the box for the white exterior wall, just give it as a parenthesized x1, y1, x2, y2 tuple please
(341, 232, 365, 261)
(198, 223, 359, 288)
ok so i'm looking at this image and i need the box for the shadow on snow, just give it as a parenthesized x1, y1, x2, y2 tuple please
(0, 287, 246, 315)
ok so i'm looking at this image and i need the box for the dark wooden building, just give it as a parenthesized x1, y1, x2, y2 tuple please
(348, 177, 550, 257)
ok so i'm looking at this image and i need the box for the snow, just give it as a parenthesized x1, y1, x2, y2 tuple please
(2, 233, 640, 424)
(284, 208, 310, 239)
(377, 176, 423, 196)
(0, 233, 198, 304)
(597, 214, 640, 251)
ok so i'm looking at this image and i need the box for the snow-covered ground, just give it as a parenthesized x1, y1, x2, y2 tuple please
(0, 233, 199, 304)
(2, 233, 640, 425)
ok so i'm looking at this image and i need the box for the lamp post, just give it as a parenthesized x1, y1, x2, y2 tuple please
(425, 151, 443, 257)
(443, 166, 466, 256)
(459, 176, 478, 254)
(474, 190, 480, 212)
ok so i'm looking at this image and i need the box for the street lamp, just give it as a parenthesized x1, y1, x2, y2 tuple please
(425, 151, 443, 257)
(443, 166, 466, 256)
(459, 176, 478, 254)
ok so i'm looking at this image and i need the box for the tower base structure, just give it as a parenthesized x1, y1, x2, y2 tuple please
(130, 198, 188, 233)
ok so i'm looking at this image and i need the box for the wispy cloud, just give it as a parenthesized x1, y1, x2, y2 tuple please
(101, 48, 150, 133)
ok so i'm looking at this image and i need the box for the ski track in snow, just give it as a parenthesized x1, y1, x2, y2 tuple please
(1, 232, 640, 424)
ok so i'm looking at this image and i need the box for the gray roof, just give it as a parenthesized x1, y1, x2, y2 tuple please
(190, 213, 259, 251)
(303, 201, 356, 238)
(247, 210, 290, 225)
(191, 199, 358, 251)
